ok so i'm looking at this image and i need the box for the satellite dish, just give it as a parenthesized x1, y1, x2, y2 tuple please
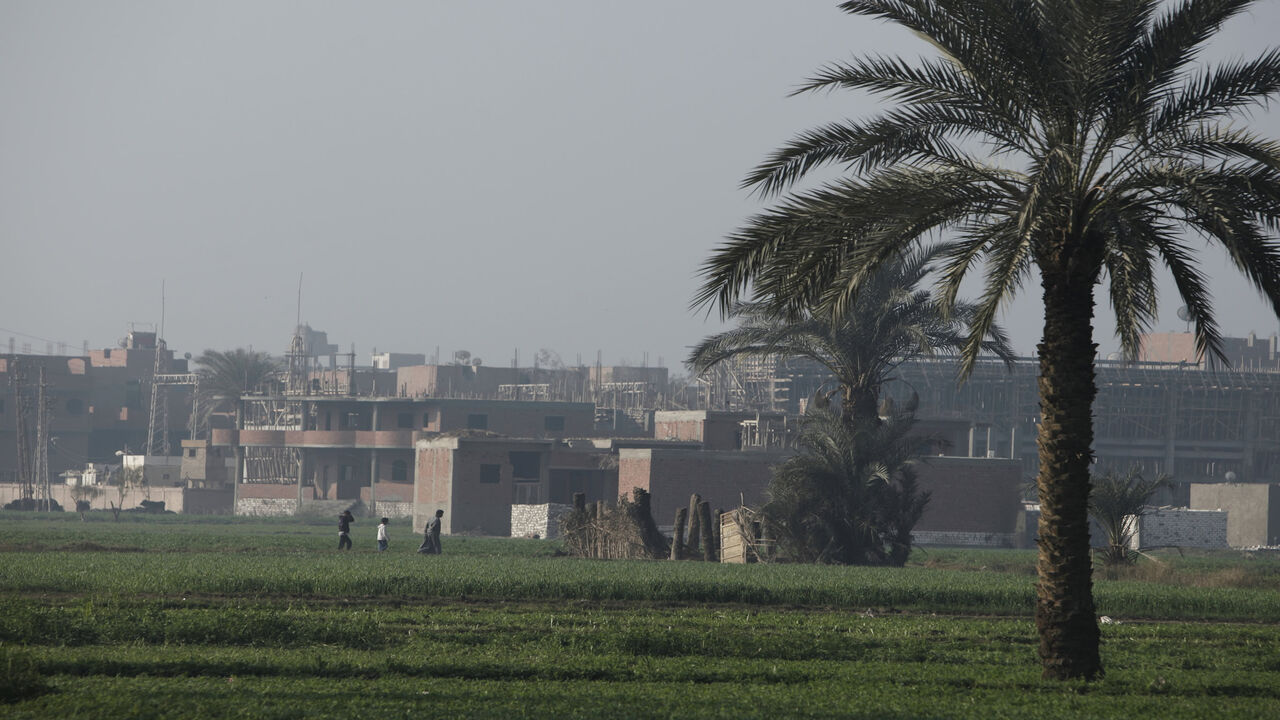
(1176, 306, 1193, 332)
(1225, 471, 1238, 482)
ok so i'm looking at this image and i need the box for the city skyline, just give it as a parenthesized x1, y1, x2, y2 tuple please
(5, 1, 1280, 369)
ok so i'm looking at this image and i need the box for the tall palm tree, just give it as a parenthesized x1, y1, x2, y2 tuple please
(695, 1, 1280, 680)
(689, 247, 1013, 426)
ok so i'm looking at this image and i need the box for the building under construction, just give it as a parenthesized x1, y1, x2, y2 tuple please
(703, 338, 1280, 486)
(205, 327, 681, 511)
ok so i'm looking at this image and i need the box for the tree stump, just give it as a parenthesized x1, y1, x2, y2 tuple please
(698, 501, 716, 562)
(686, 493, 702, 556)
(671, 507, 688, 560)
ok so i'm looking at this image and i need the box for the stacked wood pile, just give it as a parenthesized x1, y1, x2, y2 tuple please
(559, 489, 669, 560)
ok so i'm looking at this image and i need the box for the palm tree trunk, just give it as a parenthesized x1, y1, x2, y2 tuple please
(842, 385, 879, 426)
(1035, 263, 1102, 681)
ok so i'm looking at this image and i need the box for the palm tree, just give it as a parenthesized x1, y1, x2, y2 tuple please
(694, 1, 1280, 680)
(689, 247, 1013, 426)
(1089, 466, 1172, 568)
(193, 348, 280, 419)
(763, 404, 929, 566)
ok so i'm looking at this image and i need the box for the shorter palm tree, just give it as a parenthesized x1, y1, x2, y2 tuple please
(193, 349, 281, 430)
(763, 404, 929, 566)
(195, 349, 279, 398)
(689, 247, 1013, 426)
(1089, 467, 1172, 568)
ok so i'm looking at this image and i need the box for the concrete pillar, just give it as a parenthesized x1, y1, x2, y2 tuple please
(1164, 380, 1178, 476)
(369, 450, 378, 517)
(233, 446, 244, 515)
(1243, 398, 1258, 481)
(368, 404, 380, 516)
(296, 452, 306, 511)
(232, 397, 244, 516)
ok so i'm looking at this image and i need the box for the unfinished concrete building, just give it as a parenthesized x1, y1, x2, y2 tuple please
(723, 343, 1280, 490)
(210, 393, 597, 517)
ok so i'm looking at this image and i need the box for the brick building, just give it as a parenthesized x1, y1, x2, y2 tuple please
(414, 436, 616, 535)
(1141, 331, 1280, 372)
(1, 330, 192, 487)
(85, 330, 191, 460)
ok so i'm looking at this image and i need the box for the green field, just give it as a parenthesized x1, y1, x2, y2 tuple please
(2, 512, 1279, 718)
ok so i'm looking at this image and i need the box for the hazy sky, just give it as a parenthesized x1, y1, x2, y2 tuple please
(4, 1, 1280, 369)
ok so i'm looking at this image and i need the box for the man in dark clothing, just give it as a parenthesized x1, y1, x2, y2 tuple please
(418, 509, 443, 555)
(338, 510, 355, 550)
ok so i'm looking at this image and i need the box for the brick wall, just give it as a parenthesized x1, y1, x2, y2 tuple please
(238, 483, 301, 500)
(914, 457, 1021, 534)
(653, 413, 704, 444)
(183, 489, 233, 515)
(1190, 483, 1280, 548)
(362, 481, 414, 503)
(1132, 508, 1229, 549)
(435, 401, 593, 438)
(415, 445, 453, 533)
(618, 448, 785, 528)
(617, 450, 1020, 537)
(0, 483, 188, 513)
(510, 503, 572, 539)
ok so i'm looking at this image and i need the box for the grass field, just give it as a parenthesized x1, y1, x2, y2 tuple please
(2, 511, 1279, 718)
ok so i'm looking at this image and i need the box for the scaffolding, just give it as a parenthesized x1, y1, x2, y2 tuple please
(768, 354, 1280, 483)
(239, 394, 304, 484)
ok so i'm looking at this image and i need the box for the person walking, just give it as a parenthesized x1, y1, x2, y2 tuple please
(338, 510, 355, 550)
(376, 517, 390, 552)
(418, 509, 443, 555)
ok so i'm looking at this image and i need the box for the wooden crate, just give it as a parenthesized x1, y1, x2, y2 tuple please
(720, 509, 749, 564)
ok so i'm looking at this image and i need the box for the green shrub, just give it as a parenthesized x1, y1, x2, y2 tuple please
(0, 647, 52, 703)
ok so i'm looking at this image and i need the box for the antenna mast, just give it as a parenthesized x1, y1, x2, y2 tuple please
(287, 273, 310, 396)
(146, 283, 170, 456)
(145, 281, 198, 453)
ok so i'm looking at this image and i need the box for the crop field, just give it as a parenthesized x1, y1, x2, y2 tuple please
(2, 512, 1279, 718)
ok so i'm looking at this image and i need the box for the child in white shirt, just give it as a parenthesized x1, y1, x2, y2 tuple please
(377, 517, 390, 552)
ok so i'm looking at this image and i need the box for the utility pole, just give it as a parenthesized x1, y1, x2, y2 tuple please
(34, 366, 50, 512)
(11, 359, 33, 502)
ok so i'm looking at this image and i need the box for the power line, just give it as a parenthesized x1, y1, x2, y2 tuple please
(0, 327, 74, 347)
